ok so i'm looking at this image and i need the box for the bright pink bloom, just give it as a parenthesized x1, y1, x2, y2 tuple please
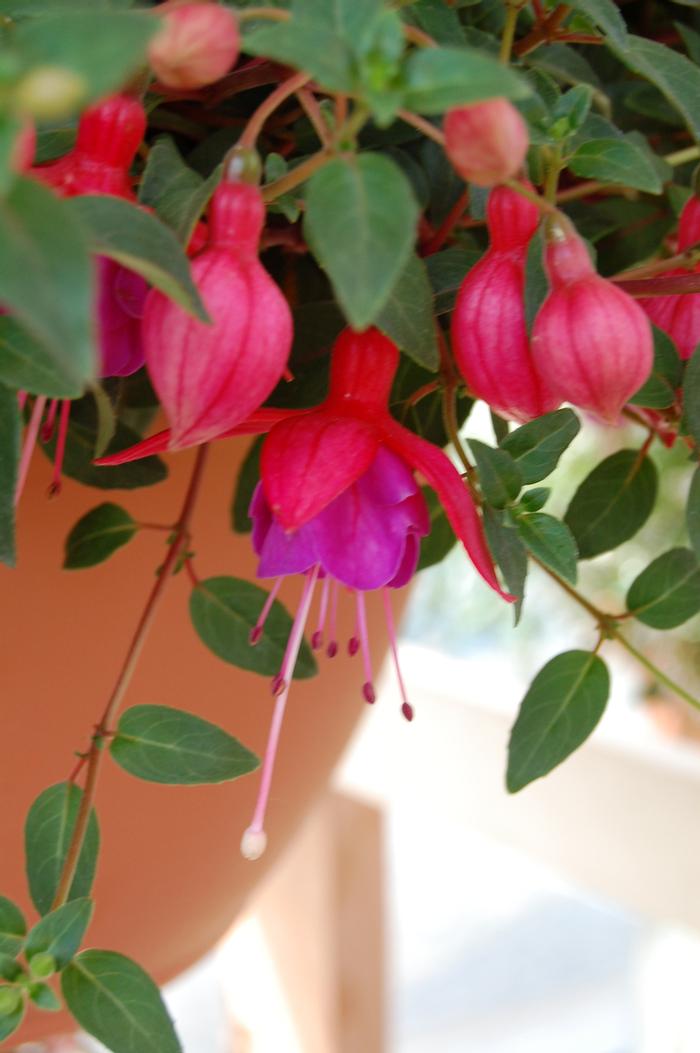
(639, 195, 700, 360)
(451, 185, 560, 423)
(142, 179, 292, 448)
(531, 220, 653, 422)
(444, 99, 529, 187)
(149, 2, 240, 89)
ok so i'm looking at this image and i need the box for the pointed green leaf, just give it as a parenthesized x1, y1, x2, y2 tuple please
(564, 450, 658, 559)
(626, 548, 700, 629)
(614, 36, 700, 142)
(29, 982, 62, 1012)
(516, 512, 578, 584)
(0, 384, 20, 568)
(568, 137, 662, 194)
(567, 0, 628, 49)
(25, 782, 100, 916)
(64, 503, 138, 570)
(501, 410, 580, 484)
(0, 316, 85, 398)
(68, 196, 208, 321)
(190, 576, 317, 679)
(110, 705, 259, 786)
(483, 507, 528, 624)
(376, 254, 438, 371)
(304, 154, 418, 328)
(138, 137, 221, 246)
(468, 439, 522, 508)
(507, 650, 610, 792)
(61, 950, 181, 1053)
(0, 992, 24, 1042)
(403, 46, 529, 114)
(0, 897, 26, 958)
(26, 899, 93, 971)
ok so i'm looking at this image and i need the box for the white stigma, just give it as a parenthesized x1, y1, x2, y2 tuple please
(240, 827, 267, 861)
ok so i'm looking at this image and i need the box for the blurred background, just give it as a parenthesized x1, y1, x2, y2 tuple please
(19, 411, 700, 1053)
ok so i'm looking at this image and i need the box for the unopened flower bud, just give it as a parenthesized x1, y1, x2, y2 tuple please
(532, 219, 653, 422)
(444, 98, 529, 187)
(149, 2, 240, 89)
(14, 66, 86, 121)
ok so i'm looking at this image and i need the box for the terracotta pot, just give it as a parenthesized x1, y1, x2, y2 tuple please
(2, 436, 395, 1043)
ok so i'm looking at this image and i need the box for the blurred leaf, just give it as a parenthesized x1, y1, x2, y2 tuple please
(64, 503, 137, 569)
(567, 0, 627, 48)
(687, 468, 700, 562)
(402, 46, 529, 114)
(568, 138, 662, 194)
(425, 247, 481, 315)
(0, 385, 19, 568)
(25, 899, 93, 971)
(682, 344, 700, 447)
(507, 650, 610, 792)
(25, 782, 99, 916)
(376, 254, 438, 370)
(627, 548, 700, 629)
(139, 137, 220, 246)
(0, 897, 26, 958)
(565, 450, 658, 559)
(614, 36, 700, 142)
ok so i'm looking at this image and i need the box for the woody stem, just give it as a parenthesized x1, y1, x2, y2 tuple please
(51, 445, 209, 910)
(239, 71, 311, 149)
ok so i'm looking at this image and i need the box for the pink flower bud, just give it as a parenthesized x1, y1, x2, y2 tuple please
(640, 195, 700, 360)
(149, 2, 240, 90)
(444, 99, 529, 188)
(143, 179, 292, 448)
(531, 220, 653, 422)
(451, 185, 560, 422)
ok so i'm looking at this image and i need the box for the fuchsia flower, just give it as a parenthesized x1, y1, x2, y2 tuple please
(531, 217, 653, 422)
(444, 99, 529, 188)
(451, 185, 560, 423)
(639, 195, 700, 360)
(141, 176, 292, 448)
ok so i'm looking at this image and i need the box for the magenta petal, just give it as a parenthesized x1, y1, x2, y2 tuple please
(250, 483, 319, 577)
(97, 257, 148, 378)
(387, 532, 421, 588)
(359, 444, 422, 506)
(312, 487, 408, 590)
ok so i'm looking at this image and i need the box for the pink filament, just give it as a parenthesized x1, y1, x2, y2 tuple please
(382, 588, 413, 721)
(41, 398, 59, 442)
(49, 399, 71, 496)
(326, 579, 339, 657)
(250, 577, 282, 644)
(15, 395, 46, 506)
(311, 573, 331, 650)
(355, 590, 375, 704)
(243, 564, 320, 848)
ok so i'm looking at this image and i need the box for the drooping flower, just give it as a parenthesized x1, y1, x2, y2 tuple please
(639, 195, 700, 360)
(451, 184, 560, 423)
(444, 99, 529, 188)
(141, 175, 292, 449)
(531, 216, 653, 422)
(149, 2, 240, 90)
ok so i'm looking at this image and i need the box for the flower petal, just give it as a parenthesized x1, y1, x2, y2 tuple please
(94, 428, 171, 465)
(261, 411, 380, 529)
(380, 418, 513, 601)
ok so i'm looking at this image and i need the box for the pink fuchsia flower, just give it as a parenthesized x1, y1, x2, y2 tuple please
(444, 99, 529, 187)
(141, 177, 292, 449)
(149, 2, 240, 90)
(451, 184, 560, 423)
(639, 195, 700, 360)
(531, 217, 653, 422)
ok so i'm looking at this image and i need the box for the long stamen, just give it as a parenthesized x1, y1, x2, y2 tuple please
(383, 588, 414, 721)
(355, 591, 375, 703)
(311, 574, 331, 650)
(49, 400, 71, 496)
(326, 579, 339, 658)
(15, 396, 47, 506)
(348, 590, 360, 656)
(249, 577, 282, 644)
(41, 399, 59, 442)
(241, 565, 320, 861)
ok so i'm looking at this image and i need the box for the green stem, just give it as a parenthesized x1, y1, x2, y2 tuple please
(261, 148, 331, 202)
(544, 144, 563, 204)
(665, 145, 700, 168)
(503, 178, 558, 215)
(612, 631, 700, 713)
(500, 3, 521, 64)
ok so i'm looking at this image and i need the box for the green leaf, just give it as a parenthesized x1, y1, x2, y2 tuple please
(425, 246, 481, 316)
(304, 154, 418, 329)
(15, 10, 157, 106)
(402, 46, 529, 114)
(501, 409, 580, 484)
(468, 439, 522, 508)
(231, 437, 263, 535)
(110, 705, 259, 786)
(29, 982, 62, 1012)
(0, 384, 19, 568)
(687, 468, 700, 562)
(243, 16, 354, 93)
(682, 344, 700, 447)
(417, 488, 456, 571)
(0, 316, 85, 399)
(519, 487, 551, 513)
(68, 196, 208, 321)
(568, 138, 662, 194)
(564, 450, 658, 559)
(375, 254, 438, 370)
(516, 512, 578, 584)
(507, 650, 610, 792)
(0, 956, 23, 983)
(40, 396, 167, 491)
(61, 950, 181, 1053)
(0, 897, 26, 958)
(629, 325, 682, 409)
(25, 782, 100, 916)
(614, 36, 700, 143)
(25, 899, 93, 971)
(64, 503, 137, 570)
(190, 576, 317, 679)
(567, 0, 628, 49)
(0, 178, 94, 394)
(0, 994, 24, 1042)
(626, 548, 700, 629)
(483, 507, 527, 624)
(138, 137, 220, 246)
